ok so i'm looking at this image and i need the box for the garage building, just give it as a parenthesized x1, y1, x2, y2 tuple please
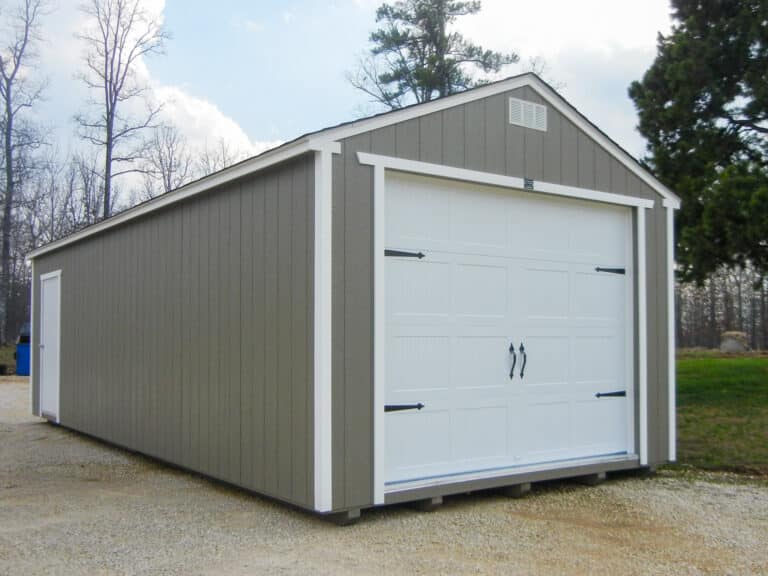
(28, 73, 679, 520)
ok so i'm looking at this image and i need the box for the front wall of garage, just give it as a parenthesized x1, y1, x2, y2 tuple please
(32, 154, 316, 509)
(332, 85, 670, 510)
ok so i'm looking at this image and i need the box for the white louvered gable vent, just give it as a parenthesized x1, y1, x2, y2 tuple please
(509, 97, 547, 132)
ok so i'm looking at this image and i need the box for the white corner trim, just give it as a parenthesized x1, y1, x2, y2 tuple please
(27, 139, 322, 261)
(313, 149, 334, 512)
(666, 206, 677, 462)
(357, 152, 655, 209)
(662, 198, 681, 209)
(637, 209, 648, 466)
(372, 163, 387, 506)
(29, 259, 36, 417)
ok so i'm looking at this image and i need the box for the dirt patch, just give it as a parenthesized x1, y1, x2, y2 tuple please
(1, 377, 767, 575)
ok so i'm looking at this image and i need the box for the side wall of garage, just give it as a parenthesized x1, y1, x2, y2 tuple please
(331, 84, 670, 511)
(32, 154, 317, 510)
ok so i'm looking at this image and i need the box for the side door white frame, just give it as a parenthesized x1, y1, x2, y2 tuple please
(39, 269, 62, 423)
(359, 152, 654, 504)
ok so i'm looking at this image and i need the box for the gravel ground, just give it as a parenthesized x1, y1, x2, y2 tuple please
(1, 377, 767, 575)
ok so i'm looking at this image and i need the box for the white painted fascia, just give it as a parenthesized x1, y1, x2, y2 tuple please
(315, 73, 680, 208)
(357, 152, 655, 209)
(26, 138, 339, 261)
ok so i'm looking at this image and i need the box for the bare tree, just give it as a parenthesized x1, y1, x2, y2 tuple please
(75, 0, 168, 219)
(197, 138, 245, 177)
(141, 124, 193, 199)
(0, 0, 47, 344)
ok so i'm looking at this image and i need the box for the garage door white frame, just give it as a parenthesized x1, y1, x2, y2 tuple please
(358, 152, 654, 505)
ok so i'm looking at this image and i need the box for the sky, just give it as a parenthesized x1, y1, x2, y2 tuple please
(30, 0, 674, 170)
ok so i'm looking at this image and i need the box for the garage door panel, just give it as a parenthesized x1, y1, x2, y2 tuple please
(386, 177, 451, 246)
(570, 335, 622, 383)
(569, 205, 627, 263)
(454, 262, 508, 318)
(386, 410, 452, 471)
(450, 187, 511, 250)
(387, 259, 451, 318)
(453, 406, 508, 461)
(512, 196, 572, 259)
(515, 336, 569, 385)
(572, 398, 627, 454)
(571, 270, 625, 321)
(453, 336, 510, 390)
(524, 400, 571, 460)
(388, 335, 451, 393)
(520, 266, 570, 320)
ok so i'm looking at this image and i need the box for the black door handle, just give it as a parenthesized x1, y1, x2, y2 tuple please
(519, 342, 527, 379)
(385, 403, 425, 412)
(509, 341, 517, 380)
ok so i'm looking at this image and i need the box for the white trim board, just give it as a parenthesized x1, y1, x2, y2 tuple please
(27, 139, 341, 260)
(666, 206, 677, 461)
(326, 74, 679, 208)
(370, 158, 653, 502)
(358, 152, 655, 209)
(29, 259, 36, 417)
(313, 149, 334, 512)
(637, 209, 649, 466)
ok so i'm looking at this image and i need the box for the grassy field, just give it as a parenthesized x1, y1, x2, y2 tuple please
(676, 354, 768, 474)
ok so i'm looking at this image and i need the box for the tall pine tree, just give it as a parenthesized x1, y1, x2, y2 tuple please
(349, 0, 517, 109)
(629, 0, 768, 282)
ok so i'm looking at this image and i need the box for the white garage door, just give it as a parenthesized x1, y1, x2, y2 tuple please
(384, 173, 634, 487)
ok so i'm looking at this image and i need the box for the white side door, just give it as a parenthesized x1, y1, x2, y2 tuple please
(39, 271, 61, 422)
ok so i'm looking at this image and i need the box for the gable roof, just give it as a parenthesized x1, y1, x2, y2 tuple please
(28, 73, 679, 260)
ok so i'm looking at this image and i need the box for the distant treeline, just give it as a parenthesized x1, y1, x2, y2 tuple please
(677, 265, 767, 350)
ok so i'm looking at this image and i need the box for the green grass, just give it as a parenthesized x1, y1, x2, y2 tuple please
(676, 356, 768, 474)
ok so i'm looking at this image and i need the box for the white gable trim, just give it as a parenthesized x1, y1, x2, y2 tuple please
(318, 74, 679, 208)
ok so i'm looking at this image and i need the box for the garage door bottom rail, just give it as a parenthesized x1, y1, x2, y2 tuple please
(385, 453, 638, 494)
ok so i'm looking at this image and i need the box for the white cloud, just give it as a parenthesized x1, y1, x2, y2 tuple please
(152, 85, 281, 159)
(37, 0, 279, 169)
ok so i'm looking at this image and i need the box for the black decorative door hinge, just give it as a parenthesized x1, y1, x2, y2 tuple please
(385, 403, 425, 412)
(595, 267, 626, 275)
(595, 390, 627, 398)
(385, 249, 425, 259)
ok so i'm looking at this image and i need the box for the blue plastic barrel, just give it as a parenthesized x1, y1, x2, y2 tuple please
(15, 343, 30, 376)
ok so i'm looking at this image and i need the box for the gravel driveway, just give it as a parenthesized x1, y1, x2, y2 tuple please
(1, 377, 767, 575)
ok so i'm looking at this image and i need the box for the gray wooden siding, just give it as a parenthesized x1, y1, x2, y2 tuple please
(32, 154, 316, 509)
(331, 86, 671, 510)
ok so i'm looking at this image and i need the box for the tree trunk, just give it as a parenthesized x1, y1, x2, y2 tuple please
(103, 119, 113, 220)
(708, 278, 718, 348)
(1, 86, 14, 345)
